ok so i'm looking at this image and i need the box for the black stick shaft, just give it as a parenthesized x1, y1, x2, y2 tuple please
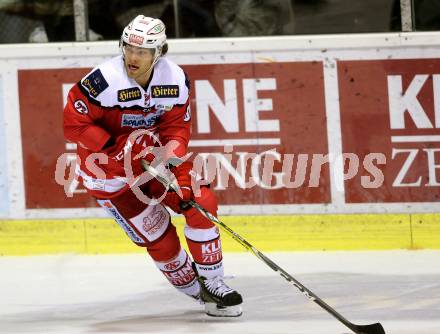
(188, 200, 360, 333)
(142, 162, 385, 334)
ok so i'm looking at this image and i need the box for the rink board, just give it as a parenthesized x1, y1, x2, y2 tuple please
(1, 32, 440, 220)
(1, 213, 439, 255)
(0, 33, 439, 256)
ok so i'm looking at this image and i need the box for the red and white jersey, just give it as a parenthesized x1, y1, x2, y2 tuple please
(63, 55, 191, 198)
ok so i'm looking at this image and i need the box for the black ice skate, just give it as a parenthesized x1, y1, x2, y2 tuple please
(197, 275, 243, 317)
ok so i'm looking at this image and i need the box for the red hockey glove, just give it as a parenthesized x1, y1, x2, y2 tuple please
(103, 133, 153, 176)
(164, 161, 193, 212)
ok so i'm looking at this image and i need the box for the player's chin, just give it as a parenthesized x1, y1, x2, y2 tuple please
(126, 71, 136, 78)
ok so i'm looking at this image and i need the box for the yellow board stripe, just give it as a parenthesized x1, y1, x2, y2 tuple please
(0, 214, 439, 256)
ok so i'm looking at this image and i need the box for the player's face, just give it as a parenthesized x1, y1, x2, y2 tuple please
(123, 44, 155, 82)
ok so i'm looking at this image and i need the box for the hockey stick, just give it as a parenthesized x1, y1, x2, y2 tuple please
(141, 162, 385, 334)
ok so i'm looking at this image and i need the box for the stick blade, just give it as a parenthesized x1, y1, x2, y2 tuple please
(352, 322, 385, 334)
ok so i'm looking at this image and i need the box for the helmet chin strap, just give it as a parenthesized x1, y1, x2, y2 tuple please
(150, 48, 162, 68)
(138, 50, 162, 83)
(138, 63, 154, 83)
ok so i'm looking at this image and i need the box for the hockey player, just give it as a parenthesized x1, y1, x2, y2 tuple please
(63, 15, 242, 317)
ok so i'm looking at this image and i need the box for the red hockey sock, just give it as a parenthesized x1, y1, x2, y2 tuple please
(184, 225, 224, 279)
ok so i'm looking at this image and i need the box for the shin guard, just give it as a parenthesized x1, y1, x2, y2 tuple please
(154, 247, 200, 299)
(184, 225, 224, 279)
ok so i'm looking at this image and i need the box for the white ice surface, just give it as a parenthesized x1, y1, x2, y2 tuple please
(0, 250, 439, 334)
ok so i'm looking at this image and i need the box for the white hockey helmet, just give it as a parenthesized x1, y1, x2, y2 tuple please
(121, 15, 167, 65)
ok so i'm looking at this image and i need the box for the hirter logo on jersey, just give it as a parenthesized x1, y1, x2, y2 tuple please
(118, 87, 142, 102)
(129, 34, 144, 45)
(81, 69, 109, 98)
(151, 85, 179, 98)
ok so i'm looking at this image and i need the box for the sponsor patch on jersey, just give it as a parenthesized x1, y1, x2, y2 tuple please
(122, 114, 146, 128)
(151, 85, 179, 98)
(121, 110, 165, 128)
(81, 69, 109, 98)
(73, 99, 88, 114)
(155, 104, 173, 111)
(117, 87, 142, 102)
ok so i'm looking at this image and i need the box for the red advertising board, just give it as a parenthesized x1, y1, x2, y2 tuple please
(184, 62, 330, 205)
(338, 59, 440, 202)
(19, 68, 96, 209)
(18, 61, 330, 209)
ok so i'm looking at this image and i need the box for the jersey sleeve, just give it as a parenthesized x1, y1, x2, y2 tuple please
(158, 98, 191, 158)
(157, 68, 192, 158)
(63, 83, 111, 152)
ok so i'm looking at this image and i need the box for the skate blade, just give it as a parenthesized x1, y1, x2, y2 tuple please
(205, 303, 242, 317)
